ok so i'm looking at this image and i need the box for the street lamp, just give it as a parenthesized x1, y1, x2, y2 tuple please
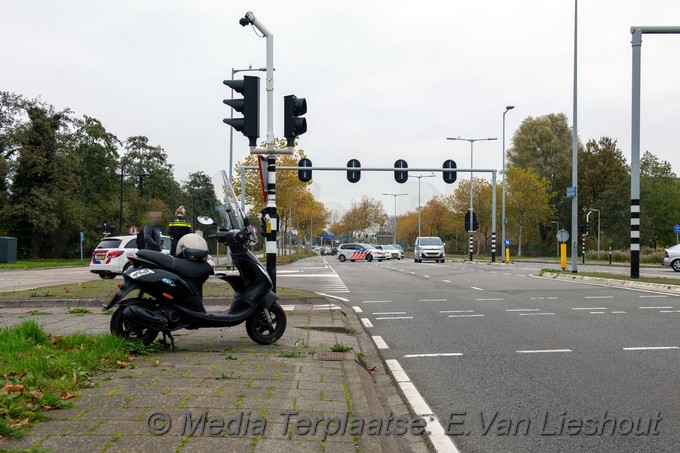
(589, 208, 601, 259)
(228, 66, 267, 183)
(550, 220, 559, 257)
(383, 193, 407, 244)
(446, 137, 497, 261)
(414, 173, 436, 239)
(501, 106, 515, 262)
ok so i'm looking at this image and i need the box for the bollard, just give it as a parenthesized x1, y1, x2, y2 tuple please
(560, 243, 567, 270)
(608, 247, 612, 265)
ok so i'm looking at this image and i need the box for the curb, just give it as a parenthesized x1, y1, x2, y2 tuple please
(540, 272, 680, 294)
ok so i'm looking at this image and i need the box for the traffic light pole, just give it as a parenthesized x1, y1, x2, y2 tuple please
(239, 12, 279, 291)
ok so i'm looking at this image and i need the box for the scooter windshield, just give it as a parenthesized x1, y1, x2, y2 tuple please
(212, 170, 245, 231)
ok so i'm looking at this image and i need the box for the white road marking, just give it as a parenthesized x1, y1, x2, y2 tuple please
(363, 300, 392, 303)
(372, 312, 406, 315)
(448, 314, 485, 318)
(419, 298, 447, 302)
(506, 309, 540, 312)
(440, 310, 474, 313)
(282, 305, 295, 311)
(372, 336, 389, 349)
(410, 272, 416, 274)
(516, 349, 572, 353)
(547, 297, 559, 300)
(503, 272, 512, 275)
(475, 298, 504, 301)
(442, 279, 451, 283)
(589, 311, 606, 314)
(375, 316, 413, 320)
(384, 360, 460, 453)
(423, 275, 431, 278)
(572, 307, 607, 310)
(471, 286, 484, 291)
(639, 295, 668, 298)
(659, 310, 680, 313)
(639, 306, 673, 309)
(519, 312, 556, 316)
(623, 347, 680, 351)
(315, 292, 350, 302)
(585, 296, 613, 299)
(361, 318, 373, 328)
(611, 311, 627, 313)
(404, 353, 463, 358)
(352, 306, 363, 313)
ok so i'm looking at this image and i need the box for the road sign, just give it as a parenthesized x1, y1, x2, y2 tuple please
(556, 229, 569, 243)
(128, 225, 139, 235)
(79, 231, 84, 243)
(566, 186, 577, 198)
(504, 239, 511, 247)
(674, 224, 680, 234)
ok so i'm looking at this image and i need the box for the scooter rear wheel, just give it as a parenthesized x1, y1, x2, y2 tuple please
(246, 303, 287, 345)
(110, 302, 160, 346)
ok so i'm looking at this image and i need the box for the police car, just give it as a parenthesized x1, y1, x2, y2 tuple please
(336, 243, 386, 262)
(89, 234, 171, 279)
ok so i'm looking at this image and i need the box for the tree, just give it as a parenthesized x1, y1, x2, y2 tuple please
(639, 151, 680, 247)
(507, 113, 578, 227)
(448, 178, 497, 254)
(330, 196, 387, 240)
(181, 171, 218, 231)
(5, 105, 75, 257)
(505, 167, 555, 256)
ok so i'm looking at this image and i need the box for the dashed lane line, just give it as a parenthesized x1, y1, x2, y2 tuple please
(471, 286, 484, 291)
(572, 307, 607, 310)
(363, 300, 392, 303)
(403, 353, 463, 358)
(440, 310, 474, 313)
(361, 318, 373, 328)
(585, 296, 613, 299)
(639, 306, 673, 309)
(375, 316, 414, 320)
(639, 295, 668, 298)
(516, 349, 572, 354)
(372, 312, 407, 315)
(419, 298, 447, 302)
(352, 306, 363, 313)
(475, 298, 503, 301)
(519, 312, 555, 316)
(372, 336, 389, 349)
(442, 279, 451, 283)
(623, 347, 680, 351)
(448, 314, 485, 318)
(506, 309, 540, 312)
(384, 360, 460, 453)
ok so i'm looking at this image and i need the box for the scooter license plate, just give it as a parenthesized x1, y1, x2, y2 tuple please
(102, 290, 117, 308)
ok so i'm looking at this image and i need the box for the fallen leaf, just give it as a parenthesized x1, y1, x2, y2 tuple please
(61, 393, 75, 400)
(29, 390, 44, 399)
(152, 360, 161, 367)
(2, 382, 25, 393)
(116, 360, 131, 367)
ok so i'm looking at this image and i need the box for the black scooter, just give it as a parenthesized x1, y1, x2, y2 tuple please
(102, 172, 286, 348)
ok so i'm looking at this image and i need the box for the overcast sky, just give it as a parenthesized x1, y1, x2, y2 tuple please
(2, 1, 680, 217)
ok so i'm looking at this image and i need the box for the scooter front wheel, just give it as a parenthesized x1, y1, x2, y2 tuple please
(110, 302, 160, 346)
(246, 303, 287, 345)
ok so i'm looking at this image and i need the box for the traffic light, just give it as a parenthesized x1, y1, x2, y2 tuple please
(347, 159, 361, 183)
(464, 211, 479, 232)
(394, 159, 408, 184)
(298, 158, 312, 183)
(581, 222, 590, 235)
(284, 95, 307, 147)
(223, 75, 260, 146)
(443, 159, 457, 184)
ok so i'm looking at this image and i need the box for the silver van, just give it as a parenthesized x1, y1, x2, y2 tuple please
(414, 236, 445, 263)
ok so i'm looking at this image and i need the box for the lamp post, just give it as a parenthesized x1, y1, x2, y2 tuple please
(501, 106, 515, 262)
(414, 173, 436, 239)
(589, 208, 600, 259)
(550, 220, 559, 257)
(446, 137, 497, 261)
(228, 66, 267, 183)
(383, 193, 407, 244)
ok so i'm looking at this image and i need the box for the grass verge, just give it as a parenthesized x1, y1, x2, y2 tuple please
(0, 320, 148, 439)
(0, 259, 88, 270)
(0, 279, 316, 301)
(540, 269, 680, 286)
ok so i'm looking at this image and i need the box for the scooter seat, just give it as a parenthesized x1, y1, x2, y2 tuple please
(136, 250, 213, 279)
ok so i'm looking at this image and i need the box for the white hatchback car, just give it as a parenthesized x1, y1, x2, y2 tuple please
(89, 234, 171, 279)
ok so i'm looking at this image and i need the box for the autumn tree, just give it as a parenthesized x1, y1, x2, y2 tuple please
(330, 196, 387, 240)
(505, 167, 555, 256)
(448, 177, 498, 254)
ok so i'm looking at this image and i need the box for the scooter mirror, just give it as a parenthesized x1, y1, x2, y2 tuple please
(197, 216, 214, 225)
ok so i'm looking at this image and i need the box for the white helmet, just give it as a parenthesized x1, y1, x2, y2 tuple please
(176, 233, 208, 257)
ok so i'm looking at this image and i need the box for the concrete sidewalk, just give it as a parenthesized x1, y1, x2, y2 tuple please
(0, 301, 431, 453)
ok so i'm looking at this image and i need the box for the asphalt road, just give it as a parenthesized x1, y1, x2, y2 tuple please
(0, 266, 100, 292)
(283, 255, 680, 453)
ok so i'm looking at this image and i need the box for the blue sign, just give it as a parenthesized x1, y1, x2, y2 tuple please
(215, 205, 226, 211)
(674, 224, 680, 234)
(504, 239, 511, 246)
(324, 232, 335, 239)
(566, 186, 577, 198)
(79, 232, 84, 243)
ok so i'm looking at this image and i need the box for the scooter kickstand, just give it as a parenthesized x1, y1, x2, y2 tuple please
(161, 331, 177, 352)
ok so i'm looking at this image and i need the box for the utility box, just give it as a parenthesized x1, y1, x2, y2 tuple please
(0, 237, 17, 263)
